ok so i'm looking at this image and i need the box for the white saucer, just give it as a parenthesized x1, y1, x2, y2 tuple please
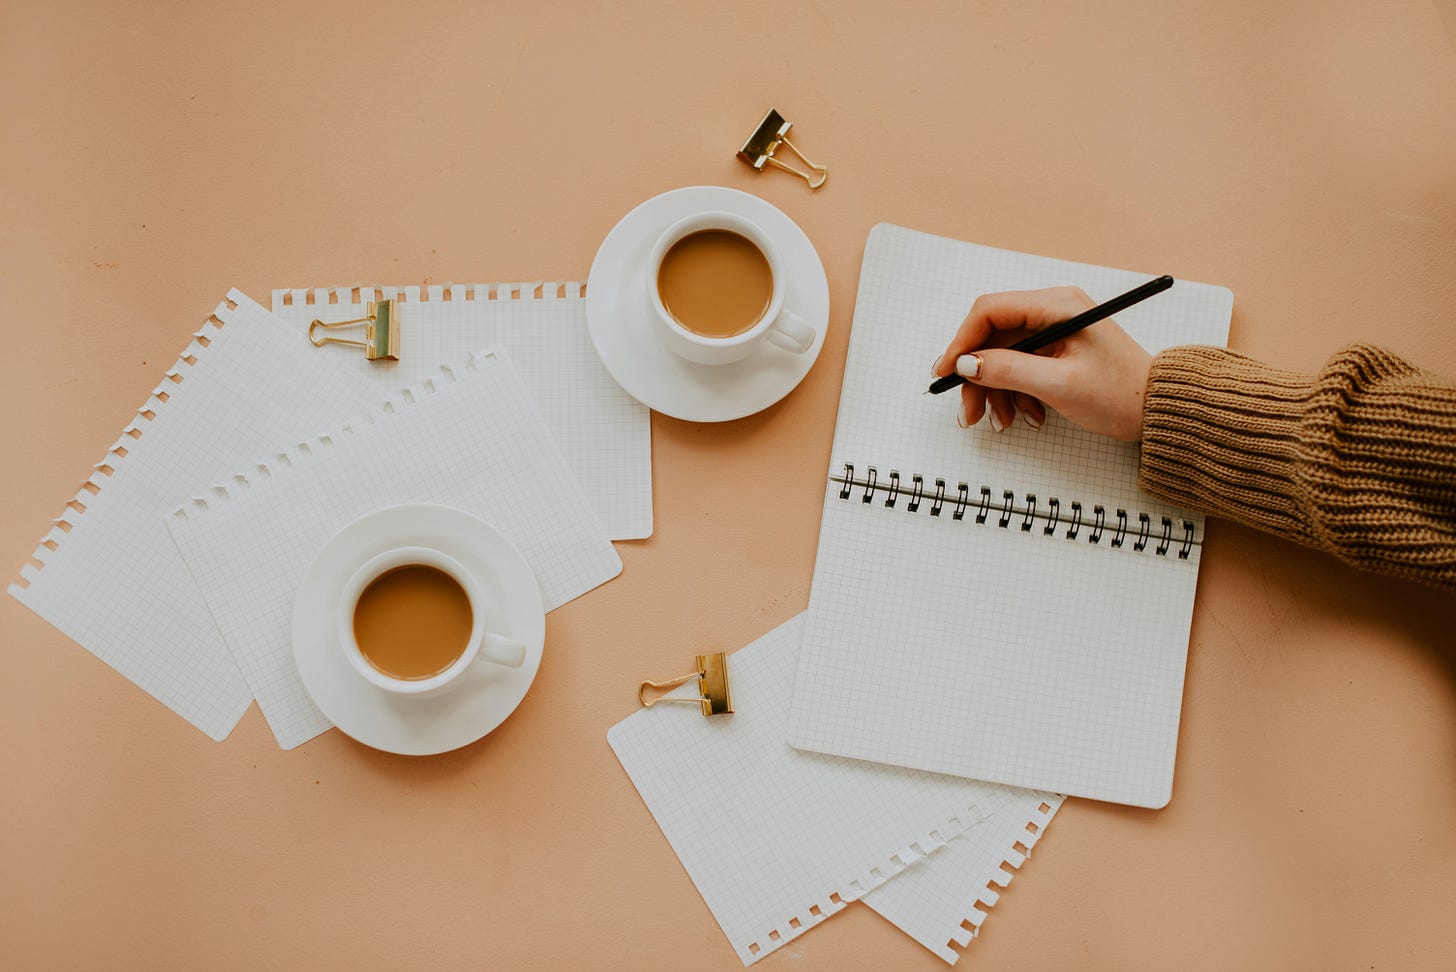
(585, 186, 830, 422)
(292, 503, 546, 756)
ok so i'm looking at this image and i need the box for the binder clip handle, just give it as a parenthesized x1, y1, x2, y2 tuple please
(307, 299, 400, 361)
(638, 652, 733, 717)
(737, 108, 828, 190)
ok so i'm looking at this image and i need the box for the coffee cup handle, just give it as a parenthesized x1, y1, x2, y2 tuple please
(476, 632, 528, 669)
(765, 309, 815, 354)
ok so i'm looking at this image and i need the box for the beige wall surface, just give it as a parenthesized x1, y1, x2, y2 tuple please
(4, 1, 1455, 969)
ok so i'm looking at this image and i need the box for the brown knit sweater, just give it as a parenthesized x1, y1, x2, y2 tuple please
(1139, 344, 1456, 591)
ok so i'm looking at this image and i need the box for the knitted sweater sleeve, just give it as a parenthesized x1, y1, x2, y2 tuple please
(1139, 344, 1456, 591)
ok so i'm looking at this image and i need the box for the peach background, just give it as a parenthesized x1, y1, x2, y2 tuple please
(4, 1, 1456, 968)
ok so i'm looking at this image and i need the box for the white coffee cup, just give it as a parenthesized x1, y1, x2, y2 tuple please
(646, 211, 816, 365)
(338, 546, 526, 700)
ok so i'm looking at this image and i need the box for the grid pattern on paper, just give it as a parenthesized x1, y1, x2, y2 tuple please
(787, 226, 1233, 808)
(862, 789, 1066, 964)
(271, 283, 651, 540)
(608, 613, 1046, 967)
(167, 351, 622, 750)
(6, 291, 383, 740)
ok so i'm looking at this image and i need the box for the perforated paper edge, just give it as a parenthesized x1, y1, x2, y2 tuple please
(270, 281, 584, 312)
(930, 794, 1064, 964)
(165, 349, 501, 524)
(735, 798, 994, 966)
(8, 289, 254, 599)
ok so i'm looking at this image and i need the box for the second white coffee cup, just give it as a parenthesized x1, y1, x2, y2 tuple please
(337, 546, 526, 701)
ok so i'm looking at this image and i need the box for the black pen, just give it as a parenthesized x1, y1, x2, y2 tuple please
(926, 274, 1175, 395)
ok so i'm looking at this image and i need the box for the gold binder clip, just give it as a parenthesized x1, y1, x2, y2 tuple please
(308, 299, 399, 361)
(737, 108, 828, 190)
(638, 652, 734, 716)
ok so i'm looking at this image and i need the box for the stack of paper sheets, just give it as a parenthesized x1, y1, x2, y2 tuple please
(610, 613, 1062, 965)
(9, 285, 649, 744)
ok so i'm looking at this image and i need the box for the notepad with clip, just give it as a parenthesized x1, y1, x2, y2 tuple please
(609, 613, 1060, 966)
(275, 282, 652, 541)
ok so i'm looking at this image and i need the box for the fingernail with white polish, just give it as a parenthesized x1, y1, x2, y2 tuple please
(989, 411, 1005, 433)
(932, 354, 944, 379)
(957, 402, 970, 429)
(955, 354, 982, 379)
(1023, 413, 1043, 430)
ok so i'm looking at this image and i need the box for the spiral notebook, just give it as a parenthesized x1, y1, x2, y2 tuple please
(271, 283, 652, 540)
(7, 291, 381, 739)
(167, 350, 622, 749)
(609, 612, 1059, 966)
(786, 225, 1234, 808)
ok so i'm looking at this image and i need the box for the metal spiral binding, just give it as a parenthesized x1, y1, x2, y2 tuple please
(1156, 516, 1173, 556)
(1044, 497, 1060, 536)
(828, 464, 1200, 559)
(1066, 501, 1082, 540)
(997, 490, 1015, 528)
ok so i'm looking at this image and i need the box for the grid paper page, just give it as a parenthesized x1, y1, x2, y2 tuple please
(787, 225, 1234, 807)
(272, 283, 651, 540)
(8, 290, 383, 740)
(168, 350, 622, 749)
(608, 613, 1054, 966)
(861, 789, 1065, 964)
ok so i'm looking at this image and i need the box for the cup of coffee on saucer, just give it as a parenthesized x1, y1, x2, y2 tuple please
(294, 503, 546, 756)
(647, 211, 816, 365)
(339, 545, 526, 701)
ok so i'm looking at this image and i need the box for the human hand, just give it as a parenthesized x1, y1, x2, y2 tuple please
(930, 287, 1154, 442)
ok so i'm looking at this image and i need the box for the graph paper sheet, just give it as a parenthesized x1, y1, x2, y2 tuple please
(7, 290, 382, 740)
(608, 613, 1055, 966)
(786, 225, 1234, 808)
(167, 350, 622, 750)
(861, 788, 1064, 964)
(272, 283, 651, 540)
